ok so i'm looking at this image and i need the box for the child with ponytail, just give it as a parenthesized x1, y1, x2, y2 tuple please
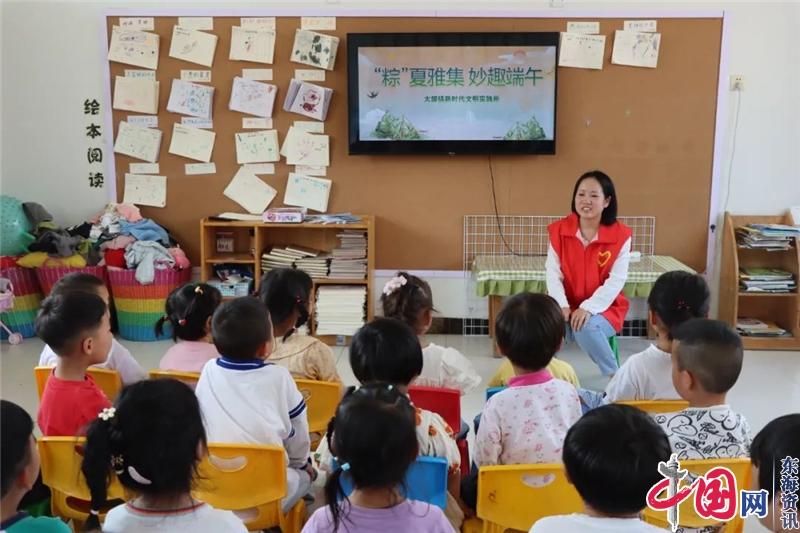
(81, 379, 246, 532)
(303, 384, 454, 533)
(258, 268, 340, 382)
(157, 283, 222, 373)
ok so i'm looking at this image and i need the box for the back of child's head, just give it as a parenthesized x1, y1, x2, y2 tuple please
(258, 268, 312, 340)
(495, 292, 564, 371)
(380, 272, 434, 334)
(211, 296, 271, 361)
(155, 282, 222, 341)
(82, 378, 206, 530)
(324, 384, 419, 532)
(35, 291, 107, 356)
(1, 400, 35, 498)
(349, 318, 423, 386)
(50, 272, 106, 298)
(648, 271, 710, 337)
(751, 414, 800, 503)
(563, 403, 671, 515)
(672, 318, 743, 394)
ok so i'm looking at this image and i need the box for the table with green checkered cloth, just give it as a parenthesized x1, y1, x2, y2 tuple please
(473, 255, 696, 297)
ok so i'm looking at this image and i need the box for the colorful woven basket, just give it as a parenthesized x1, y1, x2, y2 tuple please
(108, 269, 191, 342)
(35, 266, 108, 296)
(0, 266, 43, 340)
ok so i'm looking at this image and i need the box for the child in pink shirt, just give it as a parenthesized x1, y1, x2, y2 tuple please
(157, 283, 222, 373)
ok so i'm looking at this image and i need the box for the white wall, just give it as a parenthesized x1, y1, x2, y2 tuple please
(2, 1, 798, 318)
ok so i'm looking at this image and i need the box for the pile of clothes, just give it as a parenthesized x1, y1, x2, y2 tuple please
(9, 202, 190, 284)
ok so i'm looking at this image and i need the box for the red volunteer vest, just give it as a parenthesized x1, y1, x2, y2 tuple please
(547, 213, 632, 332)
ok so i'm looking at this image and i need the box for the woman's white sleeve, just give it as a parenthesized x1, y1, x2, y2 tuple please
(545, 243, 569, 308)
(579, 237, 632, 315)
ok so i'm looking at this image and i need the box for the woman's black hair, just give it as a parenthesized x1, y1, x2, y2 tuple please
(155, 283, 222, 341)
(258, 268, 312, 341)
(324, 384, 418, 532)
(647, 271, 710, 339)
(81, 379, 207, 531)
(751, 414, 800, 502)
(571, 170, 618, 225)
(1, 400, 34, 498)
(380, 272, 435, 334)
(349, 318, 423, 386)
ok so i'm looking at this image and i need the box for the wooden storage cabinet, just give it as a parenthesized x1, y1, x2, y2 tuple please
(200, 216, 375, 346)
(718, 213, 800, 350)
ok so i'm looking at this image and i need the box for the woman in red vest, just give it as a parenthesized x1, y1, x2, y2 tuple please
(546, 170, 632, 376)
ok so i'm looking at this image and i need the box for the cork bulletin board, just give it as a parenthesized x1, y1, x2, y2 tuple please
(105, 14, 723, 271)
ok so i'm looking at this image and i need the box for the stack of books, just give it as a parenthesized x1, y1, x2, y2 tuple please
(315, 285, 367, 336)
(736, 224, 800, 251)
(739, 267, 796, 293)
(329, 231, 367, 280)
(736, 317, 789, 337)
(260, 245, 330, 279)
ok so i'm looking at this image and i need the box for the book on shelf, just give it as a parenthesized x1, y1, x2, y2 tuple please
(736, 224, 798, 251)
(315, 285, 367, 336)
(736, 317, 790, 337)
(260, 244, 331, 279)
(738, 267, 796, 293)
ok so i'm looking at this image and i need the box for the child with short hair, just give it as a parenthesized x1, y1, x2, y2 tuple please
(530, 404, 670, 532)
(258, 268, 340, 382)
(315, 318, 464, 528)
(654, 318, 751, 460)
(1, 400, 71, 532)
(81, 379, 247, 532)
(195, 297, 314, 511)
(751, 414, 800, 533)
(475, 293, 582, 468)
(37, 273, 146, 385)
(604, 271, 710, 401)
(157, 282, 222, 373)
(35, 292, 113, 436)
(381, 272, 479, 394)
(303, 384, 454, 533)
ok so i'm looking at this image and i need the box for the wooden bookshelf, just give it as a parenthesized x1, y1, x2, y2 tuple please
(718, 212, 800, 350)
(200, 216, 375, 346)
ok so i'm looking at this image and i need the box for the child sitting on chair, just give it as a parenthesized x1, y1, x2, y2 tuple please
(1, 400, 71, 532)
(464, 292, 582, 509)
(315, 318, 465, 529)
(259, 268, 340, 383)
(35, 291, 113, 436)
(750, 414, 800, 533)
(530, 404, 670, 532)
(654, 318, 751, 460)
(195, 297, 314, 512)
(157, 282, 222, 373)
(38, 273, 146, 385)
(82, 379, 247, 532)
(381, 272, 480, 394)
(303, 384, 454, 533)
(654, 318, 751, 533)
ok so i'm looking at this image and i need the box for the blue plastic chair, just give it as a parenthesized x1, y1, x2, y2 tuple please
(333, 456, 449, 510)
(485, 386, 506, 402)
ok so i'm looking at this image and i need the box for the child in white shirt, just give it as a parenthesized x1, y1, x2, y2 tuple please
(381, 272, 480, 395)
(37, 273, 146, 385)
(464, 293, 582, 509)
(530, 404, 671, 533)
(579, 271, 710, 409)
(653, 319, 751, 533)
(195, 297, 314, 511)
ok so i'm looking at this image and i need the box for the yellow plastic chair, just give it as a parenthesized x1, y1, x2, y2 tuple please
(294, 378, 342, 445)
(194, 443, 305, 532)
(148, 369, 201, 388)
(34, 366, 123, 401)
(38, 437, 126, 528)
(468, 463, 584, 533)
(643, 458, 751, 533)
(616, 399, 690, 414)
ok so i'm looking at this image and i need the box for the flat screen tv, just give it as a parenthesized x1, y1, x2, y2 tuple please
(347, 32, 559, 156)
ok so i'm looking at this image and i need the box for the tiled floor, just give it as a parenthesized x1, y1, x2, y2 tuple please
(2, 334, 797, 532)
